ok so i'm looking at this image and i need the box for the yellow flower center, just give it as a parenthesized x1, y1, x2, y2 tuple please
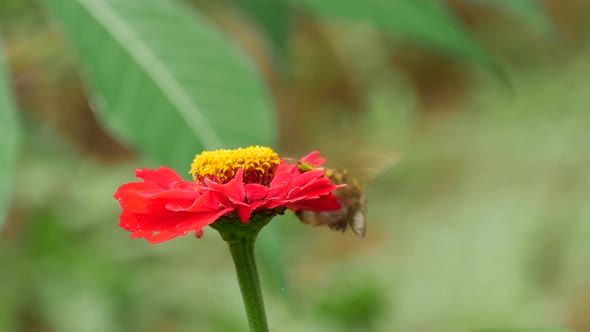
(189, 146, 280, 185)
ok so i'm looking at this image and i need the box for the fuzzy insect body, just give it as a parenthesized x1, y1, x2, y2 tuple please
(295, 163, 367, 237)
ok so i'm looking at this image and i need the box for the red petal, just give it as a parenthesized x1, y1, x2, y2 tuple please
(244, 183, 268, 202)
(287, 169, 325, 189)
(118, 211, 140, 231)
(292, 179, 340, 199)
(237, 205, 253, 223)
(275, 159, 297, 174)
(267, 170, 327, 202)
(114, 182, 160, 199)
(116, 188, 200, 214)
(174, 207, 233, 232)
(165, 201, 193, 211)
(203, 168, 246, 204)
(132, 230, 181, 244)
(135, 167, 184, 188)
(288, 194, 341, 212)
(149, 188, 200, 200)
(299, 151, 326, 167)
(130, 212, 193, 232)
(115, 188, 156, 213)
(186, 191, 227, 212)
(270, 170, 295, 187)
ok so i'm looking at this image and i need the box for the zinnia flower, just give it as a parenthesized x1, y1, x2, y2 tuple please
(114, 146, 341, 243)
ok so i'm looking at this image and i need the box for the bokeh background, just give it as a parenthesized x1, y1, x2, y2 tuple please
(1, 1, 590, 331)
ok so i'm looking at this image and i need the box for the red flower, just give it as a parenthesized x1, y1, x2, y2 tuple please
(114, 147, 341, 243)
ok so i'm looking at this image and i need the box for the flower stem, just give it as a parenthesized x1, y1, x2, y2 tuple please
(228, 237, 269, 332)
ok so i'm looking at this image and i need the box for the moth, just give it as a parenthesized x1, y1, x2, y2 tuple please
(295, 162, 367, 237)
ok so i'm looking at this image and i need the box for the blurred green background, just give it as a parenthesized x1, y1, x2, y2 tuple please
(1, 0, 590, 331)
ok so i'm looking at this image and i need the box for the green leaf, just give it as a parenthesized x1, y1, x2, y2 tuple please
(232, 0, 291, 63)
(0, 40, 21, 230)
(471, 0, 554, 34)
(475, 329, 574, 332)
(44, 0, 277, 172)
(292, 0, 494, 68)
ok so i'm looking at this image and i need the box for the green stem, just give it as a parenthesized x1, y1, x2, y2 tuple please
(228, 237, 269, 332)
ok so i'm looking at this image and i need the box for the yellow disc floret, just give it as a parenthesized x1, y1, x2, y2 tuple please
(190, 146, 281, 185)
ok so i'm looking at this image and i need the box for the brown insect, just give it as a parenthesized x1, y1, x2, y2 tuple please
(295, 162, 367, 237)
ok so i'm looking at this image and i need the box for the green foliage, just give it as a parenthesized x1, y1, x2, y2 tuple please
(2, 0, 590, 331)
(0, 40, 20, 230)
(232, 0, 292, 63)
(475, 329, 574, 332)
(43, 0, 277, 173)
(256, 219, 291, 298)
(313, 279, 388, 330)
(472, 0, 554, 34)
(368, 51, 590, 331)
(291, 0, 494, 67)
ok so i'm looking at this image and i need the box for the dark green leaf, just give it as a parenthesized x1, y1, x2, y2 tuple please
(292, 0, 494, 68)
(232, 0, 291, 63)
(0, 40, 21, 230)
(471, 0, 554, 34)
(44, 0, 277, 173)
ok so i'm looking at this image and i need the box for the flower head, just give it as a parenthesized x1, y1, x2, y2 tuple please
(114, 146, 341, 243)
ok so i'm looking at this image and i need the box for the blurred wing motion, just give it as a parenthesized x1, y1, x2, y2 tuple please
(355, 152, 401, 184)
